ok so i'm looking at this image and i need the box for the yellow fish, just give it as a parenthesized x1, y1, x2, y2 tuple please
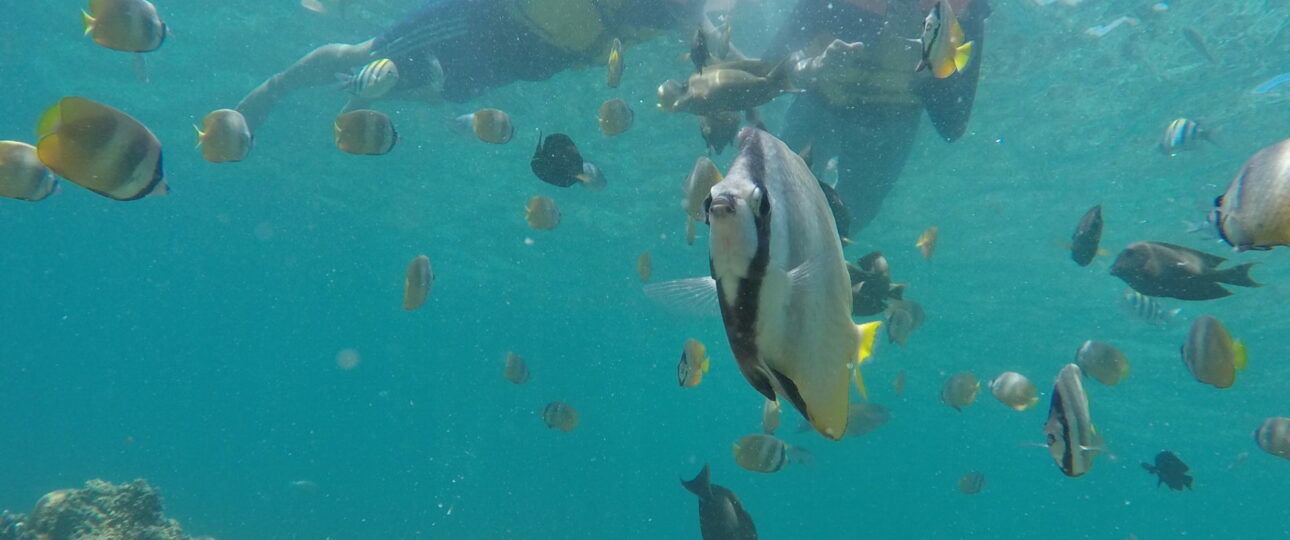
(606, 38, 624, 88)
(678, 338, 710, 387)
(915, 0, 974, 79)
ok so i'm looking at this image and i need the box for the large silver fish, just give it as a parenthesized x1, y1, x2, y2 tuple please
(706, 128, 871, 440)
(1044, 363, 1103, 477)
(1214, 138, 1290, 251)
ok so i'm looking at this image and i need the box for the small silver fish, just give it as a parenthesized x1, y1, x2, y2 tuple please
(1159, 118, 1211, 155)
(1119, 288, 1181, 327)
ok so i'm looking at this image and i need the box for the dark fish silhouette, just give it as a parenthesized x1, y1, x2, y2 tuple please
(530, 132, 584, 187)
(681, 464, 757, 540)
(1071, 205, 1103, 266)
(1142, 451, 1193, 491)
(691, 27, 710, 73)
(1110, 242, 1259, 300)
(817, 180, 852, 241)
(847, 251, 905, 317)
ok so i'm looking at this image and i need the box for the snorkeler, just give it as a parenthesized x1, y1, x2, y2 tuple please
(235, 0, 709, 132)
(766, 0, 991, 234)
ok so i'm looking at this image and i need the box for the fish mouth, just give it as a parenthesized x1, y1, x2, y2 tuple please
(708, 194, 736, 218)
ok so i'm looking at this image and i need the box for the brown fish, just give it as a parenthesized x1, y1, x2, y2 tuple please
(1071, 205, 1103, 267)
(82, 0, 167, 53)
(503, 352, 530, 385)
(1181, 315, 1247, 389)
(402, 254, 432, 310)
(958, 471, 985, 494)
(941, 373, 979, 411)
(989, 371, 1038, 411)
(1253, 417, 1290, 460)
(542, 401, 579, 432)
(467, 108, 514, 144)
(844, 403, 890, 437)
(673, 64, 797, 115)
(884, 300, 925, 346)
(636, 250, 652, 283)
(525, 195, 561, 230)
(334, 110, 397, 155)
(698, 111, 740, 155)
(0, 141, 58, 201)
(1110, 242, 1259, 301)
(848, 251, 906, 317)
(36, 96, 167, 200)
(195, 109, 252, 163)
(598, 99, 633, 136)
(1075, 340, 1130, 386)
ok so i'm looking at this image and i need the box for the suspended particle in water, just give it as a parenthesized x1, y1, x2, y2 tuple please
(336, 348, 361, 370)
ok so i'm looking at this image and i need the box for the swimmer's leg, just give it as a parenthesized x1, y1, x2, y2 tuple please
(835, 104, 921, 234)
(235, 39, 376, 132)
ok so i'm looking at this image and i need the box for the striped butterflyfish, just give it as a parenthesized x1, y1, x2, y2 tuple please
(36, 96, 166, 201)
(1044, 363, 1104, 477)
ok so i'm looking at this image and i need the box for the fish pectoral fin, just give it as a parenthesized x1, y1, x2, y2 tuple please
(642, 276, 720, 317)
(953, 41, 973, 72)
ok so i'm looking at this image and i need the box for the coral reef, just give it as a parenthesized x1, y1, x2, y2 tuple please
(0, 479, 209, 540)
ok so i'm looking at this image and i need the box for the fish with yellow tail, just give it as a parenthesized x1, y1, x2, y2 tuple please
(36, 96, 167, 200)
(678, 338, 710, 388)
(914, 0, 974, 79)
(194, 109, 252, 163)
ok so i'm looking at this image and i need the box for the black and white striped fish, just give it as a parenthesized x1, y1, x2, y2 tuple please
(1045, 363, 1103, 477)
(339, 58, 399, 99)
(1119, 288, 1181, 327)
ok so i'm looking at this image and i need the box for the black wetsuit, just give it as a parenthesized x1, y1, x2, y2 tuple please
(766, 0, 990, 234)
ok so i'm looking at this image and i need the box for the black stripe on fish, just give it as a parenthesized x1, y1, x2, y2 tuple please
(1048, 383, 1079, 476)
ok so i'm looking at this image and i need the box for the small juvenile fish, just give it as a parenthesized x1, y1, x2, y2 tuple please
(525, 195, 561, 230)
(636, 251, 652, 283)
(681, 156, 723, 245)
(1213, 138, 1290, 251)
(915, 0, 974, 79)
(194, 109, 252, 163)
(1182, 28, 1217, 64)
(341, 58, 400, 99)
(1159, 118, 1212, 156)
(1181, 315, 1247, 389)
(456, 108, 514, 144)
(1142, 451, 1193, 491)
(402, 254, 432, 311)
(542, 401, 579, 432)
(0, 141, 58, 201)
(503, 352, 530, 385)
(1075, 340, 1130, 386)
(1120, 289, 1181, 328)
(893, 370, 907, 398)
(1071, 205, 1103, 267)
(606, 38, 624, 88)
(885, 300, 925, 346)
(916, 226, 938, 260)
(941, 373, 979, 411)
(1253, 417, 1290, 460)
(761, 398, 781, 435)
(989, 371, 1038, 411)
(677, 338, 710, 388)
(82, 0, 167, 53)
(958, 471, 985, 494)
(36, 96, 167, 200)
(732, 433, 809, 473)
(598, 98, 633, 136)
(844, 402, 890, 437)
(334, 109, 397, 155)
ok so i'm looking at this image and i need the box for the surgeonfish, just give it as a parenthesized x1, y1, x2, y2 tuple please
(705, 128, 873, 440)
(1181, 315, 1247, 389)
(690, 27, 710, 73)
(916, 226, 938, 260)
(81, 0, 167, 52)
(914, 0, 974, 79)
(530, 133, 587, 188)
(958, 471, 985, 494)
(36, 96, 167, 200)
(1045, 363, 1103, 477)
(732, 433, 809, 473)
(194, 109, 252, 163)
(457, 108, 514, 144)
(884, 299, 924, 346)
(844, 402, 890, 437)
(402, 255, 432, 310)
(524, 196, 561, 230)
(541, 401, 579, 432)
(1159, 118, 1212, 156)
(1075, 340, 1130, 386)
(606, 38, 624, 88)
(1110, 241, 1259, 301)
(340, 58, 399, 100)
(1142, 451, 1193, 491)
(761, 399, 781, 435)
(1120, 288, 1181, 327)
(680, 464, 758, 540)
(940, 373, 979, 411)
(847, 251, 906, 317)
(1071, 205, 1104, 266)
(1253, 417, 1290, 460)
(0, 141, 58, 201)
(503, 352, 530, 385)
(1213, 138, 1290, 251)
(598, 99, 634, 136)
(333, 109, 397, 155)
(989, 371, 1039, 411)
(678, 338, 710, 388)
(637, 251, 652, 283)
(682, 156, 723, 245)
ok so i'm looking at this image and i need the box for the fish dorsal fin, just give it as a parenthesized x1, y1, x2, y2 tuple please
(1233, 340, 1248, 371)
(643, 276, 720, 317)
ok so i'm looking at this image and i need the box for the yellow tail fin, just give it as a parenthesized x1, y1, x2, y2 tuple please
(701, 357, 710, 373)
(954, 41, 974, 72)
(36, 102, 63, 139)
(81, 10, 95, 36)
(1233, 340, 1248, 371)
(193, 124, 205, 148)
(852, 321, 883, 401)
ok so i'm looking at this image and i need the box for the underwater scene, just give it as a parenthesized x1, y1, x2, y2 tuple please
(4, 0, 1290, 538)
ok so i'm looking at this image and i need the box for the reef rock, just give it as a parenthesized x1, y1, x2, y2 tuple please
(0, 479, 209, 540)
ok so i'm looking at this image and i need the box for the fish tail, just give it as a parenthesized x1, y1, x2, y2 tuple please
(81, 10, 95, 36)
(1233, 340, 1248, 371)
(1218, 262, 1261, 287)
(680, 463, 711, 497)
(856, 321, 881, 364)
(954, 41, 974, 72)
(193, 124, 205, 148)
(701, 357, 710, 373)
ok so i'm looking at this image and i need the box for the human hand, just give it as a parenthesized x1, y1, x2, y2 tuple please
(791, 39, 867, 90)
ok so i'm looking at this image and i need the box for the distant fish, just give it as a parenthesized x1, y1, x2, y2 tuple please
(1181, 28, 1217, 64)
(1142, 451, 1193, 491)
(678, 338, 710, 388)
(82, 0, 167, 53)
(761, 399, 781, 435)
(455, 109, 514, 144)
(1253, 417, 1290, 460)
(289, 480, 320, 494)
(957, 471, 985, 494)
(884, 300, 925, 347)
(580, 162, 608, 193)
(1070, 205, 1103, 267)
(1213, 138, 1290, 251)
(847, 251, 905, 317)
(1181, 315, 1247, 389)
(524, 195, 561, 230)
(1159, 118, 1213, 156)
(914, 0, 974, 79)
(1075, 340, 1130, 386)
(698, 111, 740, 155)
(340, 58, 399, 99)
(1045, 363, 1103, 477)
(989, 371, 1039, 411)
(732, 434, 810, 473)
(1119, 288, 1181, 327)
(503, 352, 530, 385)
(530, 133, 586, 188)
(194, 109, 252, 163)
(637, 250, 652, 283)
(402, 254, 432, 310)
(916, 226, 938, 260)
(681, 464, 758, 540)
(36, 96, 167, 200)
(941, 373, 979, 411)
(598, 99, 633, 137)
(1110, 241, 1259, 301)
(681, 156, 723, 245)
(844, 402, 890, 437)
(542, 401, 579, 432)
(334, 109, 397, 155)
(690, 27, 710, 73)
(0, 141, 58, 201)
(606, 38, 624, 88)
(1252, 73, 1290, 95)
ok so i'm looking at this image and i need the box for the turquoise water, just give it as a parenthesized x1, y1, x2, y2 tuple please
(4, 0, 1290, 538)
